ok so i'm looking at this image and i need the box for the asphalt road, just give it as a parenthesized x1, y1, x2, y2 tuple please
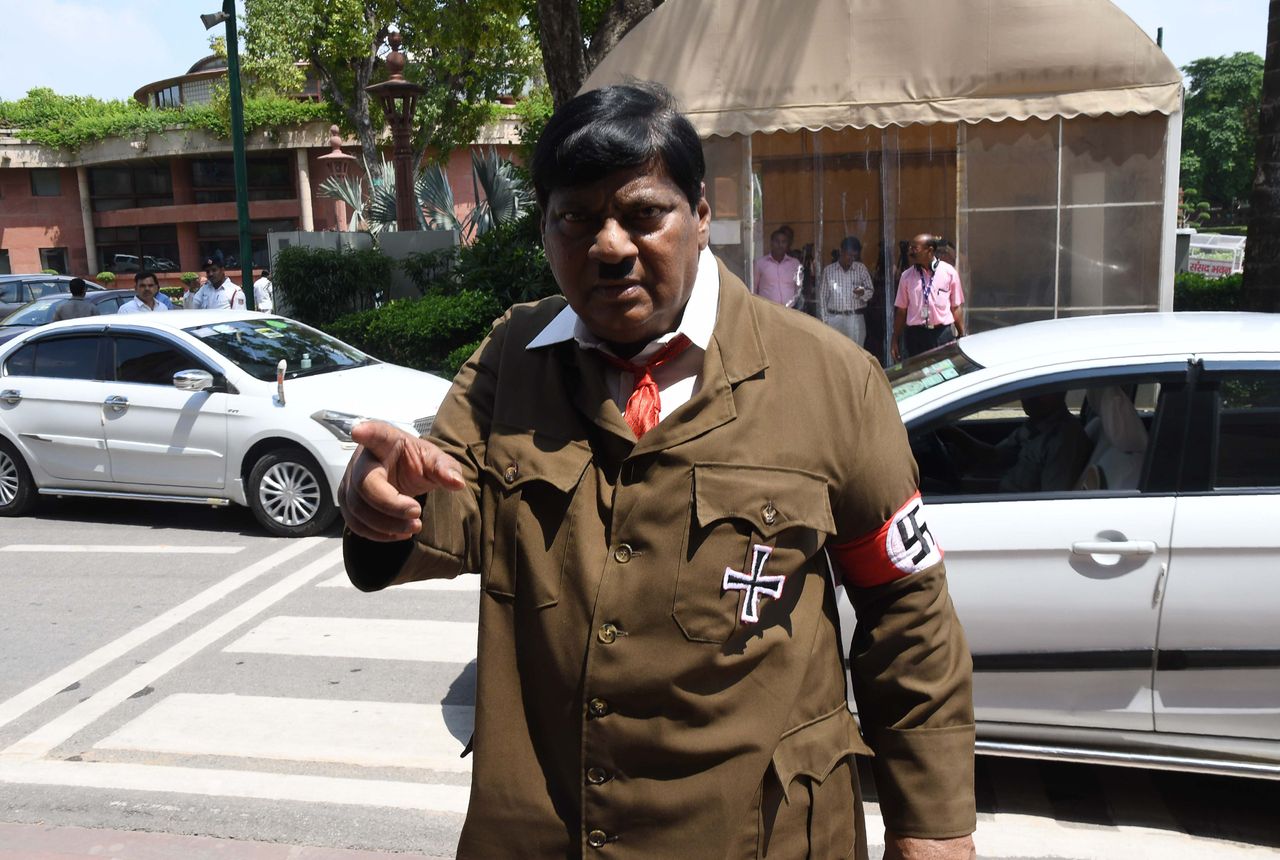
(0, 499, 1276, 859)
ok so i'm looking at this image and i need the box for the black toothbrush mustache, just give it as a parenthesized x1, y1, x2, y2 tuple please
(598, 259, 636, 280)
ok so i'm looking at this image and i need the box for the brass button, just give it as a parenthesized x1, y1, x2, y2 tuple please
(587, 829, 608, 848)
(762, 501, 778, 526)
(586, 767, 610, 785)
(503, 463, 519, 483)
(588, 697, 610, 717)
(597, 623, 618, 645)
(613, 544, 633, 564)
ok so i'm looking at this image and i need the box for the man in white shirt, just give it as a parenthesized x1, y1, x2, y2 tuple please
(192, 254, 246, 311)
(820, 236, 874, 346)
(254, 268, 274, 314)
(117, 270, 169, 314)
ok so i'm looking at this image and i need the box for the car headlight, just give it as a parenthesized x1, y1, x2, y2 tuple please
(310, 410, 368, 442)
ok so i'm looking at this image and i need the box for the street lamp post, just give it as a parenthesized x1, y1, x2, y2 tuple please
(202, 0, 255, 308)
(317, 125, 358, 231)
(365, 32, 425, 232)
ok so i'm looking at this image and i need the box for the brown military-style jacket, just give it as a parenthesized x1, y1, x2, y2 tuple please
(346, 260, 975, 859)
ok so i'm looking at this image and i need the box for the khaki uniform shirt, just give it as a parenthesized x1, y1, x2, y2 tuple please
(346, 261, 975, 859)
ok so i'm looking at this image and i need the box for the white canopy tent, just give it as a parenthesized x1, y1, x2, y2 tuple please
(584, 0, 1185, 359)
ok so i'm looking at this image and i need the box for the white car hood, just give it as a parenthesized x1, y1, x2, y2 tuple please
(272, 362, 453, 426)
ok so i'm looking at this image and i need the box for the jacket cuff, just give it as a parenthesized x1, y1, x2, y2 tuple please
(867, 724, 976, 838)
(342, 530, 466, 592)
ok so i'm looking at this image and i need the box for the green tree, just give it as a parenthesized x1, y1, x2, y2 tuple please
(1181, 52, 1265, 218)
(1243, 1, 1280, 312)
(241, 0, 538, 165)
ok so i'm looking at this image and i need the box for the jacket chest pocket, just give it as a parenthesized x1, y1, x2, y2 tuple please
(675, 463, 835, 643)
(480, 429, 591, 609)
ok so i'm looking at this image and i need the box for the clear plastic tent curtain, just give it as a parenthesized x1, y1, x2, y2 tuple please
(703, 114, 1168, 365)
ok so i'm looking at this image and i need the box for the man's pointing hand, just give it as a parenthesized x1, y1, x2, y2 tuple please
(339, 421, 465, 542)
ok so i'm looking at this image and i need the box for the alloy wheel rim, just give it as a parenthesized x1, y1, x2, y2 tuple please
(258, 461, 321, 527)
(0, 450, 17, 506)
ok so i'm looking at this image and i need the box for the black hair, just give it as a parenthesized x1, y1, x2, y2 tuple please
(135, 269, 159, 286)
(532, 82, 705, 211)
(69, 277, 87, 296)
(840, 236, 862, 254)
(770, 228, 789, 242)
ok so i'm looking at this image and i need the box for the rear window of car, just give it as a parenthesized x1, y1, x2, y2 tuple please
(1, 297, 62, 326)
(886, 342, 984, 403)
(4, 335, 100, 380)
(185, 318, 373, 381)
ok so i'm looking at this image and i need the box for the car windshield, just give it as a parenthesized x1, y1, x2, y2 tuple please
(0, 297, 63, 327)
(186, 318, 375, 381)
(885, 342, 984, 403)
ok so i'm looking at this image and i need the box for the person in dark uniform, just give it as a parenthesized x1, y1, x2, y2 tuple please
(340, 83, 976, 860)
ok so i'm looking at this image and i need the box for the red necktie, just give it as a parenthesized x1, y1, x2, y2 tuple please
(598, 334, 693, 439)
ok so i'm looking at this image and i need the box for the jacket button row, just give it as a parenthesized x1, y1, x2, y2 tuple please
(587, 829, 609, 848)
(613, 544, 633, 564)
(588, 697, 610, 717)
(586, 766, 611, 785)
(503, 463, 519, 483)
(597, 623, 619, 645)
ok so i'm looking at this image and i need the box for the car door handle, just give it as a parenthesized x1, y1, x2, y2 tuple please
(1071, 540, 1157, 557)
(0, 389, 20, 405)
(104, 395, 129, 413)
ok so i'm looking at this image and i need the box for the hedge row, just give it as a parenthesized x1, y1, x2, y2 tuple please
(1173, 272, 1243, 311)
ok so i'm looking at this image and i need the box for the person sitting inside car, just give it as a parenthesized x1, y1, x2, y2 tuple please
(942, 390, 1092, 494)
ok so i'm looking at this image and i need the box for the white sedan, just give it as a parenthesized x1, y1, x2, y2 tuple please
(854, 311, 1280, 779)
(0, 311, 452, 537)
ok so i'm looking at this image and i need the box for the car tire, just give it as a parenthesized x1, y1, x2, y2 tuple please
(247, 449, 337, 538)
(0, 437, 36, 517)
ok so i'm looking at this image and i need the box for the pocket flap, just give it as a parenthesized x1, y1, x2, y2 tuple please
(694, 463, 835, 540)
(484, 426, 591, 493)
(772, 707, 873, 802)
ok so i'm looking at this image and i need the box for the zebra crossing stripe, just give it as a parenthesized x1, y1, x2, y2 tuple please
(95, 693, 474, 773)
(224, 616, 478, 664)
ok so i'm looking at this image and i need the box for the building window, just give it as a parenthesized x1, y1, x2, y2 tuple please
(197, 219, 296, 269)
(95, 225, 180, 274)
(191, 156, 294, 204)
(181, 77, 215, 106)
(39, 248, 69, 274)
(89, 162, 174, 212)
(0, 250, 11, 276)
(30, 169, 62, 197)
(151, 84, 181, 108)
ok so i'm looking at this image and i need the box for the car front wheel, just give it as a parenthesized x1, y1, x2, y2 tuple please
(247, 449, 337, 537)
(0, 437, 36, 517)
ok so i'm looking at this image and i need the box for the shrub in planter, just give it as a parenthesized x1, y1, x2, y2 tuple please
(328, 290, 502, 377)
(1174, 272, 1243, 311)
(274, 246, 392, 328)
(95, 271, 116, 286)
(180, 272, 200, 287)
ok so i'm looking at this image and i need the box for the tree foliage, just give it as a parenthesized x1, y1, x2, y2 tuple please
(1181, 52, 1265, 217)
(1243, 0, 1280, 312)
(242, 0, 538, 166)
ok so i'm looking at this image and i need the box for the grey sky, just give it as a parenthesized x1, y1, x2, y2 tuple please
(0, 0, 1268, 102)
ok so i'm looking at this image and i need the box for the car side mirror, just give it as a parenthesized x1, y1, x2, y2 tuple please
(173, 369, 215, 391)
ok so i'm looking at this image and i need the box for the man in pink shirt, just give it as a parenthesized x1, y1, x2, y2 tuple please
(753, 228, 802, 306)
(891, 233, 966, 362)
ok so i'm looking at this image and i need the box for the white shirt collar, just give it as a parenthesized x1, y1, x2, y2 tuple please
(527, 246, 720, 356)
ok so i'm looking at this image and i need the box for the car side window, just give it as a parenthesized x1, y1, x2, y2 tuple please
(1210, 373, 1280, 489)
(912, 379, 1164, 498)
(26, 281, 61, 300)
(4, 343, 36, 376)
(0, 281, 18, 303)
(113, 336, 201, 386)
(25, 336, 101, 380)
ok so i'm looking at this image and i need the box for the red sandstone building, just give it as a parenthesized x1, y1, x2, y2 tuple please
(0, 56, 515, 282)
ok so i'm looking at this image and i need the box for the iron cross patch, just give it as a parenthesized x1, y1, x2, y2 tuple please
(723, 544, 785, 624)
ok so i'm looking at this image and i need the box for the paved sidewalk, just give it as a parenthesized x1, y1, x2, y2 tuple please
(0, 823, 447, 860)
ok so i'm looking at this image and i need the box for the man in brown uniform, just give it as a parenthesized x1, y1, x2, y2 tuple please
(341, 83, 975, 860)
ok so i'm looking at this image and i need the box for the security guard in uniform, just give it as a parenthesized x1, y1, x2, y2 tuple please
(341, 83, 976, 860)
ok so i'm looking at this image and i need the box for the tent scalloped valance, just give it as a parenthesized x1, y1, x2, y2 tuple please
(583, 0, 1183, 138)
